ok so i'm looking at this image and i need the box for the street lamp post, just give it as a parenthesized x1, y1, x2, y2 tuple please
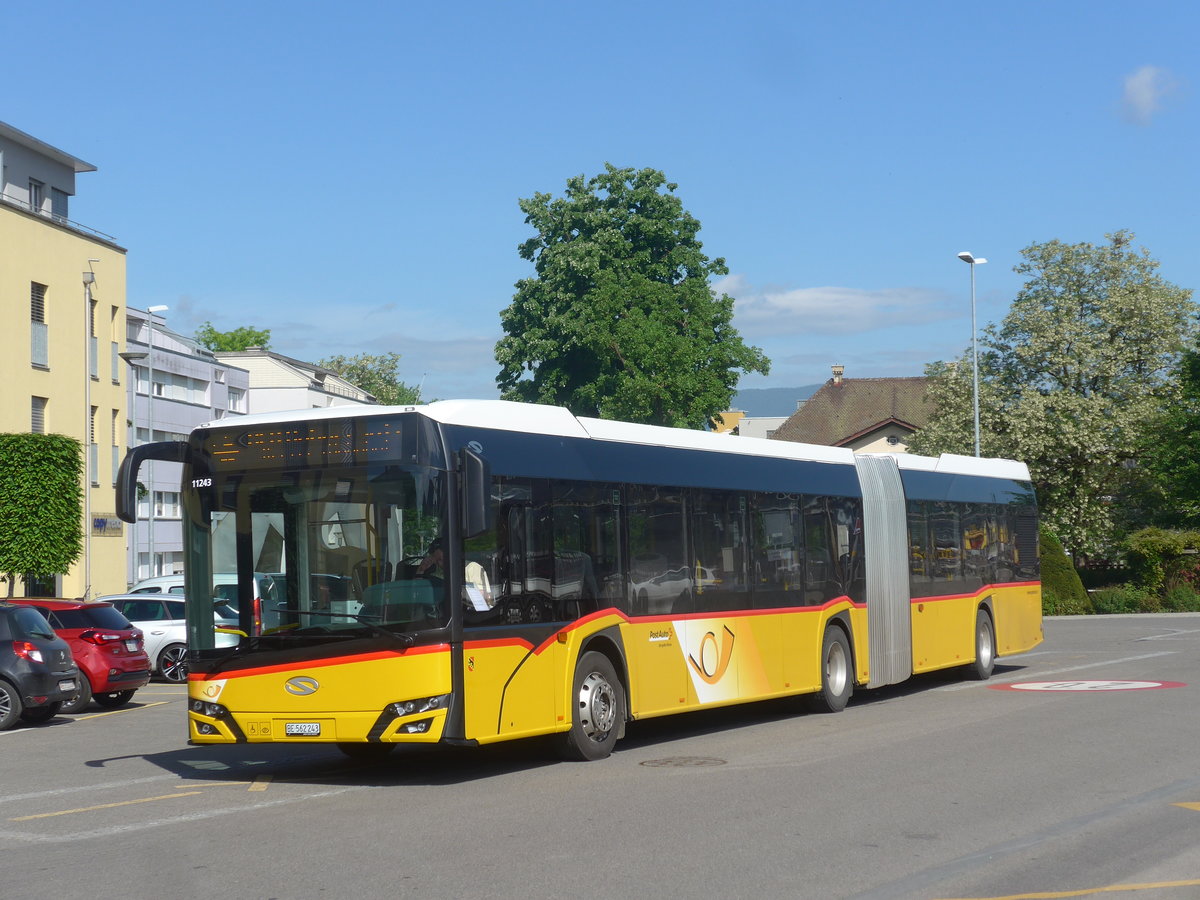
(957, 251, 987, 457)
(145, 305, 168, 578)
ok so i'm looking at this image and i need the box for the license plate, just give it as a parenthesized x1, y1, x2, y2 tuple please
(58, 679, 76, 692)
(124, 639, 139, 651)
(285, 722, 321, 736)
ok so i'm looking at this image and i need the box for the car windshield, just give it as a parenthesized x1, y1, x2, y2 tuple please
(184, 461, 446, 653)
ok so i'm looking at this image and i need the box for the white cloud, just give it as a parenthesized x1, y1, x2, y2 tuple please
(723, 277, 957, 338)
(1121, 65, 1178, 125)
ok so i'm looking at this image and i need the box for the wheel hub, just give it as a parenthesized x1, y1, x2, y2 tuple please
(578, 671, 617, 739)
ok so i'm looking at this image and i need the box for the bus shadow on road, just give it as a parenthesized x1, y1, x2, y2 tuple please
(83, 664, 1032, 788)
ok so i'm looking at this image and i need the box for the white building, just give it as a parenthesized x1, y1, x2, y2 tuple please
(123, 308, 249, 584)
(212, 349, 376, 413)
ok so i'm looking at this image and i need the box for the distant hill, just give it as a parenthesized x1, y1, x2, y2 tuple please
(730, 385, 822, 418)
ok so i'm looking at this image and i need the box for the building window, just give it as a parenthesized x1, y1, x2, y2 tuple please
(50, 187, 69, 222)
(152, 372, 209, 404)
(111, 410, 121, 486)
(28, 179, 44, 213)
(214, 369, 226, 384)
(31, 397, 47, 434)
(30, 282, 46, 322)
(31, 282, 48, 368)
(88, 299, 99, 379)
(89, 406, 99, 487)
(154, 491, 181, 519)
(228, 387, 246, 413)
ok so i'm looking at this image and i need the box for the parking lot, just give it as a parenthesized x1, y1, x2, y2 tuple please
(4, 615, 1200, 900)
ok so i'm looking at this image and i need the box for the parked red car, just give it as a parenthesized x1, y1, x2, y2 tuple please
(5, 599, 151, 713)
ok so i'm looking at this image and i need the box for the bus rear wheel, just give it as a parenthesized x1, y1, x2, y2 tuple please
(558, 651, 623, 761)
(970, 609, 996, 680)
(809, 627, 853, 713)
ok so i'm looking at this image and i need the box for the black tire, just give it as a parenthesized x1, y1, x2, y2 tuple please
(159, 643, 188, 683)
(61, 677, 92, 714)
(337, 742, 396, 761)
(0, 679, 23, 731)
(94, 689, 136, 709)
(20, 701, 62, 724)
(970, 608, 996, 680)
(557, 650, 624, 761)
(809, 626, 854, 713)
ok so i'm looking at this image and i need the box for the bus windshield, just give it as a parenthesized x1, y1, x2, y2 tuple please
(183, 461, 447, 654)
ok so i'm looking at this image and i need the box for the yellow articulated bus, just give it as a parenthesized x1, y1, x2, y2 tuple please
(117, 400, 1041, 761)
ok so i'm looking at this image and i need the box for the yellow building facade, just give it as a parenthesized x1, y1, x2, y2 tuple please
(0, 121, 128, 598)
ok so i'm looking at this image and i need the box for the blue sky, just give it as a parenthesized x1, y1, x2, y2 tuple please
(9, 1, 1198, 403)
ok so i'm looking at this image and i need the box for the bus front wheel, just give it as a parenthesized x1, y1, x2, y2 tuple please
(809, 627, 853, 713)
(970, 609, 996, 680)
(558, 651, 623, 761)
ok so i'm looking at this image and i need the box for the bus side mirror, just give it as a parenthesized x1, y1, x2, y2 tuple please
(117, 441, 189, 523)
(460, 448, 493, 539)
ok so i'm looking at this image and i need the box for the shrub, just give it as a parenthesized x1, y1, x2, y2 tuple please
(1125, 527, 1200, 593)
(1042, 587, 1093, 616)
(1039, 526, 1088, 607)
(1089, 585, 1155, 614)
(1163, 585, 1200, 612)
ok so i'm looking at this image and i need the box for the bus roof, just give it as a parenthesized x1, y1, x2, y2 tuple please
(199, 399, 1030, 482)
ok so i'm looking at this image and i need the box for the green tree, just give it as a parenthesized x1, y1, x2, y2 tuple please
(195, 321, 272, 351)
(1139, 348, 1200, 525)
(495, 164, 769, 428)
(318, 352, 421, 406)
(0, 434, 84, 597)
(910, 231, 1196, 555)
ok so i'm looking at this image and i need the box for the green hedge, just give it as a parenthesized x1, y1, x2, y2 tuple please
(1040, 526, 1087, 615)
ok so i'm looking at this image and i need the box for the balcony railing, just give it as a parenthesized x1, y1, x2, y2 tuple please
(0, 190, 120, 244)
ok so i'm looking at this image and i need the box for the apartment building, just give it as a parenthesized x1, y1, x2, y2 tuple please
(0, 121, 128, 598)
(123, 308, 249, 585)
(212, 348, 376, 412)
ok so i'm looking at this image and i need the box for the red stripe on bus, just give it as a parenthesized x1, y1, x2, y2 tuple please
(188, 643, 450, 680)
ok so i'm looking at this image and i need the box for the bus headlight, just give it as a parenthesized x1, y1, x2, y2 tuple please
(191, 699, 228, 719)
(400, 719, 432, 734)
(391, 694, 448, 717)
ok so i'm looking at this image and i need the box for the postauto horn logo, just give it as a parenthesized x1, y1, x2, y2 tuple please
(285, 676, 320, 696)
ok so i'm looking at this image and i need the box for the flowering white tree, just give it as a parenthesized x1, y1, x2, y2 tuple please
(910, 231, 1196, 555)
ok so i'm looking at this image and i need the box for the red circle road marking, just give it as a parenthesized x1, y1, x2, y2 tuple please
(991, 680, 1187, 692)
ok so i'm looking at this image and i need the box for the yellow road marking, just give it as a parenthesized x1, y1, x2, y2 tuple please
(9, 791, 203, 821)
(249, 776, 272, 792)
(1174, 802, 1200, 811)
(78, 701, 169, 720)
(938, 879, 1200, 899)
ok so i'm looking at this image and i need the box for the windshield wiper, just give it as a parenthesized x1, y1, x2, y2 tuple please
(293, 608, 415, 648)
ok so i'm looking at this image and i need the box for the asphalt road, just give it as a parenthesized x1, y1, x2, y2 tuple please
(3, 615, 1199, 900)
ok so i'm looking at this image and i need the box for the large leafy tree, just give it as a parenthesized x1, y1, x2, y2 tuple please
(0, 434, 84, 597)
(195, 321, 272, 351)
(318, 352, 421, 406)
(1139, 348, 1200, 526)
(909, 231, 1196, 555)
(495, 164, 769, 428)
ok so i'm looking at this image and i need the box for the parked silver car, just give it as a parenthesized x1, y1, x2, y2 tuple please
(97, 595, 237, 683)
